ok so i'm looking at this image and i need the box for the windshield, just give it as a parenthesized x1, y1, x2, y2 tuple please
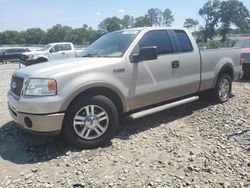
(234, 39, 250, 48)
(82, 30, 140, 57)
(41, 44, 52, 51)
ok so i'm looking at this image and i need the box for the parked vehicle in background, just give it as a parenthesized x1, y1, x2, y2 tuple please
(234, 38, 250, 78)
(0, 47, 30, 63)
(21, 42, 84, 66)
(8, 27, 243, 148)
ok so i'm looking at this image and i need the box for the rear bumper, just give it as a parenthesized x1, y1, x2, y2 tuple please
(239, 70, 244, 79)
(243, 64, 250, 77)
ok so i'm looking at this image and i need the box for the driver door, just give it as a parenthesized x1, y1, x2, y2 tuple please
(127, 30, 182, 110)
(50, 44, 66, 60)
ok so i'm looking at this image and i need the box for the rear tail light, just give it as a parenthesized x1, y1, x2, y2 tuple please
(240, 53, 244, 65)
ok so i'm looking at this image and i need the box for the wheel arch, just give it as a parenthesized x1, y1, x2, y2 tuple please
(213, 63, 234, 87)
(36, 56, 48, 62)
(60, 84, 127, 114)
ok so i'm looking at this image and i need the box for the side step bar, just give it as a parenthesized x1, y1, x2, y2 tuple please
(127, 96, 199, 120)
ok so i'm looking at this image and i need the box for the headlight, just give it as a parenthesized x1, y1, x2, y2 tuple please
(25, 79, 57, 96)
(31, 54, 37, 60)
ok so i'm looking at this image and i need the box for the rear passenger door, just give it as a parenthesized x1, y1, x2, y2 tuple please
(172, 30, 201, 95)
(128, 30, 182, 110)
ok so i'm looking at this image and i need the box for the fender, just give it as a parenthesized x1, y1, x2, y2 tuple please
(213, 62, 234, 87)
(59, 81, 128, 113)
(32, 54, 49, 61)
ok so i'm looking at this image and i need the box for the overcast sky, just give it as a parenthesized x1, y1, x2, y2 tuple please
(1, 0, 250, 31)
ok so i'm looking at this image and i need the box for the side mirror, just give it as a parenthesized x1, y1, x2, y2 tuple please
(49, 48, 55, 53)
(131, 46, 158, 63)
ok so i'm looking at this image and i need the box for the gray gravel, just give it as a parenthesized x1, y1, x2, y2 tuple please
(0, 63, 249, 188)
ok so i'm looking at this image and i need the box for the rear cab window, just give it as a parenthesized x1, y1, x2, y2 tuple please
(174, 30, 193, 52)
(62, 44, 72, 51)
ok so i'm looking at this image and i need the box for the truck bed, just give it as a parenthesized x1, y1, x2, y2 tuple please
(199, 47, 242, 91)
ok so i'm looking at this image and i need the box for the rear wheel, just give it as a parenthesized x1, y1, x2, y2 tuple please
(62, 95, 119, 148)
(212, 73, 232, 103)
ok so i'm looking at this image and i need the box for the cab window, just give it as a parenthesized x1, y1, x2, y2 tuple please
(138, 30, 173, 55)
(51, 45, 62, 53)
(174, 30, 193, 52)
(62, 44, 72, 51)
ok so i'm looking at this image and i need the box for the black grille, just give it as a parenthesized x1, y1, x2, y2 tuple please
(11, 76, 24, 97)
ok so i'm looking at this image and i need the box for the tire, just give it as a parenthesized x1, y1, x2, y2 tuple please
(62, 95, 119, 149)
(212, 73, 232, 103)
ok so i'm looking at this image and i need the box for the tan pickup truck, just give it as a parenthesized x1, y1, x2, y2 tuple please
(8, 27, 243, 148)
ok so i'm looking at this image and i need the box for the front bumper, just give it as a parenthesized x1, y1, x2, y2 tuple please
(8, 103, 64, 133)
(7, 91, 65, 133)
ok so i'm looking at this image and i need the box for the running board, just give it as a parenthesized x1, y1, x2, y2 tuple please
(127, 96, 199, 120)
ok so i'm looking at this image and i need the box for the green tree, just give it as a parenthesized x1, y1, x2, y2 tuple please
(147, 8, 162, 26)
(1, 30, 21, 44)
(122, 15, 134, 29)
(86, 27, 103, 44)
(184, 18, 199, 32)
(21, 28, 47, 44)
(219, 0, 250, 42)
(162, 9, 175, 26)
(46, 24, 70, 42)
(134, 15, 151, 27)
(0, 32, 3, 44)
(98, 16, 122, 32)
(66, 27, 90, 45)
(199, 0, 221, 42)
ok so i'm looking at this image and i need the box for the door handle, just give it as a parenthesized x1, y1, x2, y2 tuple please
(61, 52, 65, 55)
(172, 60, 179, 68)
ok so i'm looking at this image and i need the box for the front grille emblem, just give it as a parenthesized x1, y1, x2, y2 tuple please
(12, 82, 17, 89)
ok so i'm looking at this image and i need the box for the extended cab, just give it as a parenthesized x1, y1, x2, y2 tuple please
(21, 42, 84, 65)
(8, 27, 243, 148)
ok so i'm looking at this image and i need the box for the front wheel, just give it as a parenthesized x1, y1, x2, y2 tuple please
(212, 73, 232, 103)
(62, 95, 119, 148)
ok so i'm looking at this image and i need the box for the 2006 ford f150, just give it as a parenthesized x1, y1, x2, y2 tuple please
(7, 27, 243, 148)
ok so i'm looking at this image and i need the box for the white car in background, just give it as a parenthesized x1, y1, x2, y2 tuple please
(21, 42, 84, 65)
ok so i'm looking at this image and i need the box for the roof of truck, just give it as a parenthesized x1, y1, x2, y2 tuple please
(121, 26, 184, 31)
(49, 42, 73, 45)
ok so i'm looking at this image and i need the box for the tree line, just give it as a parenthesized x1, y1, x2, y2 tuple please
(0, 0, 249, 45)
(0, 25, 103, 45)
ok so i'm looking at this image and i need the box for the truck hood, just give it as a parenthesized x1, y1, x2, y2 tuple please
(15, 57, 123, 78)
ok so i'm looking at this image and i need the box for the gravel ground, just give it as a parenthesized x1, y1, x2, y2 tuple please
(0, 63, 249, 188)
